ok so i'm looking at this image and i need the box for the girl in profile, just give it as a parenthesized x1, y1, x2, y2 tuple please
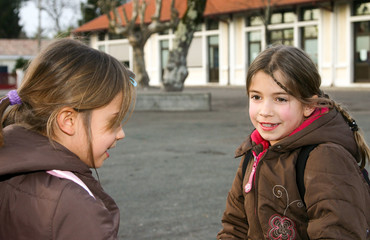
(0, 38, 136, 239)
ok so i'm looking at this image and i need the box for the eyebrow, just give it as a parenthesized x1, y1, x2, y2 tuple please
(249, 90, 288, 95)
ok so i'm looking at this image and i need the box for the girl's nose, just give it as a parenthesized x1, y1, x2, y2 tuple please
(116, 127, 125, 140)
(259, 101, 273, 117)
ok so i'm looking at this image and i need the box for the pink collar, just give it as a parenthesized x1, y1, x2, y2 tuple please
(290, 107, 329, 136)
(245, 107, 329, 194)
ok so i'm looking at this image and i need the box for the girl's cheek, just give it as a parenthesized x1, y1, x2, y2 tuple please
(249, 103, 257, 118)
(249, 104, 259, 128)
(278, 105, 295, 121)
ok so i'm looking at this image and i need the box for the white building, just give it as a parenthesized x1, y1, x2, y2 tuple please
(74, 0, 370, 87)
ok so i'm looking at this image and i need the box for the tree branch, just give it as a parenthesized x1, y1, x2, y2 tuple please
(147, 0, 178, 33)
(139, 0, 147, 29)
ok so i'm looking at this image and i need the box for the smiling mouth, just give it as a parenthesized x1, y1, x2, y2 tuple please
(259, 122, 279, 130)
(261, 123, 278, 127)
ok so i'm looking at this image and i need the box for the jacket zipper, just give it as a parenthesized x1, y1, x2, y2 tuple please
(254, 150, 267, 236)
(244, 156, 258, 193)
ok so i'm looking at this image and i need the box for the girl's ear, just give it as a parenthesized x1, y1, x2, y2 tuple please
(303, 95, 318, 117)
(56, 107, 78, 136)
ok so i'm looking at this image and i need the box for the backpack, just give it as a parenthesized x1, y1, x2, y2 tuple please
(241, 144, 370, 202)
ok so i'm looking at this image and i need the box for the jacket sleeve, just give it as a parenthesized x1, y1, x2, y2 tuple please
(217, 157, 249, 239)
(304, 144, 370, 239)
(52, 182, 118, 240)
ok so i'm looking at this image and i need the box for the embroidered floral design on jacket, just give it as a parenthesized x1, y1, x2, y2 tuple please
(268, 214, 296, 240)
(267, 185, 303, 240)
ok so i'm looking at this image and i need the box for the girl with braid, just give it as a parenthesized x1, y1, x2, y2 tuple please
(217, 45, 370, 239)
(0, 39, 136, 239)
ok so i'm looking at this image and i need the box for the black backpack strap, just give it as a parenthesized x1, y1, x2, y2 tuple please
(296, 144, 318, 202)
(361, 168, 370, 186)
(241, 150, 253, 181)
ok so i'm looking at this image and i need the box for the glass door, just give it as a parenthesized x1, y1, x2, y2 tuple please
(208, 35, 219, 83)
(354, 21, 370, 82)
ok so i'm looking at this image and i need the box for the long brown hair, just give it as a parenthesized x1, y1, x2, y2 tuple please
(0, 38, 136, 168)
(246, 45, 369, 169)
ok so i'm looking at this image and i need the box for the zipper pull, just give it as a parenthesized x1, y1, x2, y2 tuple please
(245, 156, 258, 193)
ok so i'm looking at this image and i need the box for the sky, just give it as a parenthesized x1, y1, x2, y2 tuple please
(19, 0, 84, 38)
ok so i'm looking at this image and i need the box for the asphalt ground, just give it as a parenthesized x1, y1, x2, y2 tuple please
(97, 86, 370, 239)
(1, 86, 370, 239)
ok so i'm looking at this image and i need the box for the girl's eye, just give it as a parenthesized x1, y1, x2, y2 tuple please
(251, 95, 261, 100)
(276, 97, 288, 102)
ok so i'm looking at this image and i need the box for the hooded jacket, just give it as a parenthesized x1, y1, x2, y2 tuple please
(217, 109, 370, 239)
(0, 125, 120, 240)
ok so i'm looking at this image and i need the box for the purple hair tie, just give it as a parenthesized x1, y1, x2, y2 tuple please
(0, 90, 22, 105)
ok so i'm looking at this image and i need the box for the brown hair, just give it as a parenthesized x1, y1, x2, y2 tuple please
(246, 45, 369, 169)
(0, 38, 136, 167)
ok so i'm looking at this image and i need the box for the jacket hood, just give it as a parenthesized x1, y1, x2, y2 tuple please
(0, 125, 91, 176)
(235, 108, 358, 159)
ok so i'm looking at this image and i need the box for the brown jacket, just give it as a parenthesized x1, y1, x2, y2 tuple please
(0, 125, 120, 240)
(217, 109, 370, 239)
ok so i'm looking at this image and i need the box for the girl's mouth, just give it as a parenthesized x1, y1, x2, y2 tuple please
(260, 122, 279, 131)
(106, 151, 110, 157)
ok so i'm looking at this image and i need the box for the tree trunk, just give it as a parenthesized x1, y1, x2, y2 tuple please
(162, 0, 206, 92)
(132, 45, 149, 88)
(163, 49, 188, 91)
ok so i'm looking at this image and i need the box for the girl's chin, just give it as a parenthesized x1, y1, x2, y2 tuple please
(259, 133, 281, 143)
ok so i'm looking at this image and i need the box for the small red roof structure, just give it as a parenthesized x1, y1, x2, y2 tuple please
(74, 0, 330, 33)
(0, 39, 52, 57)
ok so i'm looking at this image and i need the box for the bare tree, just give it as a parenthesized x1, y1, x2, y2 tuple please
(162, 0, 206, 92)
(99, 0, 179, 88)
(36, 0, 79, 37)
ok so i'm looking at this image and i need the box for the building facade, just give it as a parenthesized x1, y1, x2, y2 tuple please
(75, 0, 370, 87)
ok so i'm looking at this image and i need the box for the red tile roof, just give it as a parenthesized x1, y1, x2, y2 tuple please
(204, 0, 326, 16)
(74, 0, 329, 33)
(75, 0, 187, 33)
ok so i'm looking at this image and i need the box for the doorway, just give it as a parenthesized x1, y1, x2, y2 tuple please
(354, 21, 370, 82)
(208, 35, 219, 83)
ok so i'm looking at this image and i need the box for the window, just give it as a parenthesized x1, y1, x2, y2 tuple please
(301, 26, 318, 64)
(159, 29, 170, 35)
(248, 31, 261, 65)
(122, 61, 130, 68)
(208, 35, 219, 82)
(270, 11, 295, 24)
(301, 8, 319, 21)
(160, 40, 169, 77)
(269, 28, 294, 46)
(354, 21, 370, 82)
(353, 1, 370, 16)
(247, 15, 263, 26)
(109, 33, 126, 40)
(206, 19, 219, 30)
(98, 45, 105, 52)
(284, 12, 295, 23)
(195, 23, 202, 32)
(98, 32, 105, 41)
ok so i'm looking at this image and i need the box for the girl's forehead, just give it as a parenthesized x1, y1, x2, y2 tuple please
(248, 71, 291, 96)
(250, 70, 286, 87)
